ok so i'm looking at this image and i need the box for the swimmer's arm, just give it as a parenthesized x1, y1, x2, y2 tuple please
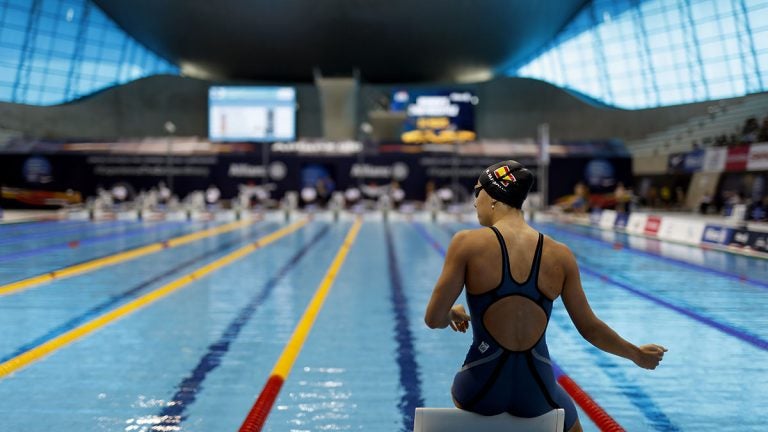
(425, 230, 471, 330)
(560, 247, 642, 362)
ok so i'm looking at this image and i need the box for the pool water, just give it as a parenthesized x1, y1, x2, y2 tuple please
(0, 218, 765, 431)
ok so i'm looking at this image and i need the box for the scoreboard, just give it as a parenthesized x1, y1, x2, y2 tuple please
(209, 86, 296, 142)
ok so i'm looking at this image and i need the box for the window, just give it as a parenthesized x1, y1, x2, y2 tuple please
(511, 0, 768, 109)
(0, 0, 177, 105)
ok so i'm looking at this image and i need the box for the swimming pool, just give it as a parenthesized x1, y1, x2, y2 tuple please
(0, 217, 765, 431)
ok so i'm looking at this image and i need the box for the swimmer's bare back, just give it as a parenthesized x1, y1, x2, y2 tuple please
(463, 223, 563, 351)
(440, 221, 666, 372)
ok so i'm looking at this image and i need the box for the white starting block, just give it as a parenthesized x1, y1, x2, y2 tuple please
(414, 408, 565, 432)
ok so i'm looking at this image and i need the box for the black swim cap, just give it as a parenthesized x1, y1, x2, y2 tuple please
(478, 160, 535, 209)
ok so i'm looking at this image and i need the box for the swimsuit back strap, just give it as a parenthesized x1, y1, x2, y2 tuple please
(531, 232, 544, 286)
(488, 226, 510, 283)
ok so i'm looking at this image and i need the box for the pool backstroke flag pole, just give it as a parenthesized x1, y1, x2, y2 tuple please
(239, 218, 363, 432)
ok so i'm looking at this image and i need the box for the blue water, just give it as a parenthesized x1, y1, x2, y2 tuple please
(0, 218, 766, 431)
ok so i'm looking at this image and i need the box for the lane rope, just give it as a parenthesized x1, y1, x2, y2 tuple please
(0, 219, 255, 297)
(0, 219, 308, 379)
(238, 218, 363, 432)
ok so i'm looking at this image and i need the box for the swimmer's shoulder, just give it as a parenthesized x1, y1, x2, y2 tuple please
(448, 227, 497, 253)
(540, 233, 578, 268)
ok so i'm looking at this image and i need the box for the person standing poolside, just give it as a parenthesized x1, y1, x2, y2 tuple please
(424, 160, 667, 432)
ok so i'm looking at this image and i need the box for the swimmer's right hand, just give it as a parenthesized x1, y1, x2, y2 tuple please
(449, 305, 471, 333)
(633, 344, 668, 369)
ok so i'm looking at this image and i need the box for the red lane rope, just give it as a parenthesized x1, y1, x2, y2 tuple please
(239, 375, 285, 432)
(557, 375, 626, 432)
(239, 220, 363, 432)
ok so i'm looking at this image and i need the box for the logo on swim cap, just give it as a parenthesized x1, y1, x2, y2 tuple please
(493, 165, 516, 187)
(480, 160, 533, 209)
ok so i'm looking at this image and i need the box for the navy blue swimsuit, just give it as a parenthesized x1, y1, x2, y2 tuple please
(451, 227, 577, 431)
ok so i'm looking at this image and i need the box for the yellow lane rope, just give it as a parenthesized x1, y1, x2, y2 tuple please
(0, 219, 255, 297)
(0, 219, 308, 379)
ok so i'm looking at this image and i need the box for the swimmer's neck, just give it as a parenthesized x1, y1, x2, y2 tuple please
(489, 207, 526, 227)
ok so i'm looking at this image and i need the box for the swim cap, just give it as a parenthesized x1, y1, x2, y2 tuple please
(477, 160, 535, 209)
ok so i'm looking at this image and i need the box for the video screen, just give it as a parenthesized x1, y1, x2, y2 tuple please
(390, 89, 477, 144)
(209, 86, 296, 142)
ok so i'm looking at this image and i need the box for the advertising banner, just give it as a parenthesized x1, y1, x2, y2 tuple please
(589, 209, 603, 225)
(657, 217, 706, 246)
(727, 228, 768, 253)
(702, 147, 727, 172)
(667, 152, 686, 173)
(684, 149, 705, 172)
(599, 209, 617, 229)
(700, 224, 734, 245)
(729, 228, 752, 248)
(643, 215, 662, 236)
(725, 145, 750, 171)
(0, 151, 629, 210)
(0, 152, 509, 207)
(614, 212, 629, 229)
(668, 150, 704, 173)
(746, 142, 768, 171)
(626, 213, 648, 235)
(745, 230, 768, 253)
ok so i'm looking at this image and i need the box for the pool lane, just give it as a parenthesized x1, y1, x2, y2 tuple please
(0, 220, 256, 296)
(537, 222, 768, 290)
(0, 222, 282, 367)
(157, 225, 333, 431)
(0, 221, 212, 285)
(0, 221, 333, 432)
(0, 221, 186, 264)
(0, 220, 127, 247)
(531, 223, 768, 344)
(0, 221, 275, 362)
(256, 222, 406, 432)
(0, 220, 90, 238)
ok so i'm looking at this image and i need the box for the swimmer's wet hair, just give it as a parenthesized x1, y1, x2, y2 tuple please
(478, 160, 535, 209)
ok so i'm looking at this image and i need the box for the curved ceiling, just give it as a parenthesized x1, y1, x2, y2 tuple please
(93, 0, 588, 83)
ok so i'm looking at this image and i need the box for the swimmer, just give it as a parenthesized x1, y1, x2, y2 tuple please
(425, 160, 667, 432)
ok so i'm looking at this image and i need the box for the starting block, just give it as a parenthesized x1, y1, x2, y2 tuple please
(414, 408, 565, 432)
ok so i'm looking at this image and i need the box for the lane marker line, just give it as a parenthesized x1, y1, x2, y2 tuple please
(578, 264, 768, 351)
(238, 219, 363, 432)
(0, 219, 253, 297)
(0, 220, 308, 379)
(384, 223, 425, 431)
(150, 225, 332, 430)
(538, 223, 768, 291)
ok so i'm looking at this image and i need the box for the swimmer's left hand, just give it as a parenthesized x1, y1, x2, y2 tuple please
(634, 344, 668, 369)
(449, 305, 470, 333)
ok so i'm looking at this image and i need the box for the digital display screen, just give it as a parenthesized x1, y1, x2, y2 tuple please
(209, 86, 296, 142)
(391, 89, 477, 144)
